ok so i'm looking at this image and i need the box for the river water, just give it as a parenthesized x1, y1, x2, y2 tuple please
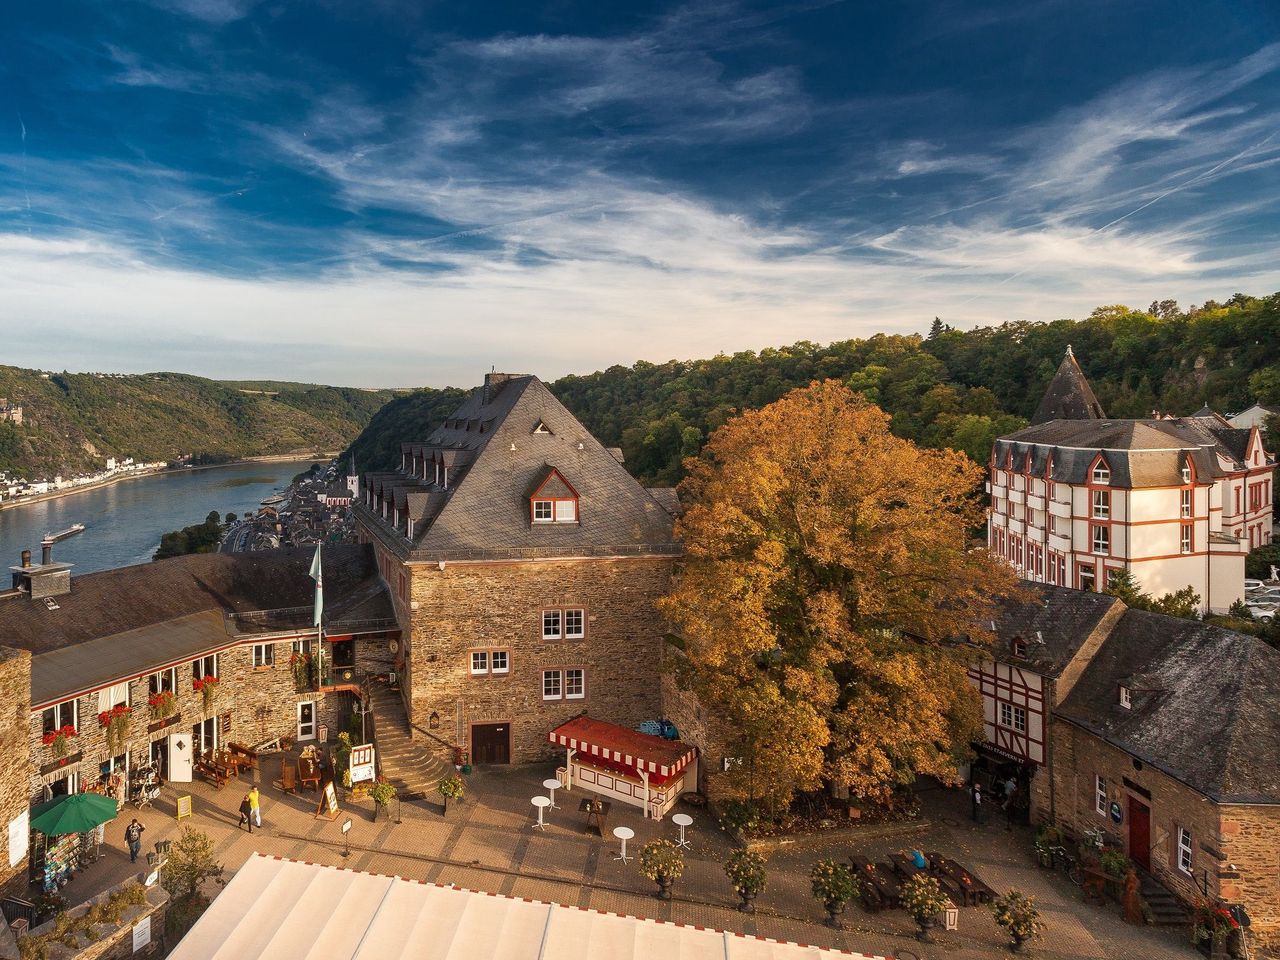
(0, 459, 321, 575)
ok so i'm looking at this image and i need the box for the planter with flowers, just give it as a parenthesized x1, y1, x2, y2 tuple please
(810, 859, 858, 929)
(192, 675, 218, 712)
(901, 874, 949, 943)
(147, 691, 177, 722)
(98, 704, 133, 754)
(992, 889, 1045, 954)
(1192, 899, 1239, 958)
(290, 653, 316, 693)
(639, 840, 684, 900)
(369, 779, 397, 819)
(438, 775, 465, 817)
(724, 849, 767, 913)
(42, 725, 78, 760)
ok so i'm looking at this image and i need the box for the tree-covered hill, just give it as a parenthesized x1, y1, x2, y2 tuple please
(344, 292, 1280, 486)
(0, 366, 395, 478)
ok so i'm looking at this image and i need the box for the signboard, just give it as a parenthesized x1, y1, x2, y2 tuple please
(315, 781, 339, 821)
(350, 744, 376, 784)
(8, 812, 28, 868)
(132, 916, 151, 953)
(1109, 800, 1123, 824)
(176, 795, 193, 821)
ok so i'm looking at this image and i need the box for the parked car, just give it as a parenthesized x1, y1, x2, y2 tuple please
(1247, 605, 1276, 621)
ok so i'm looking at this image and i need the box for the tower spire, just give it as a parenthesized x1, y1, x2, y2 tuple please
(1031, 348, 1106, 424)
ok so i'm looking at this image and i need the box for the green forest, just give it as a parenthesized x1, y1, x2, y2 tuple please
(346, 292, 1280, 485)
(0, 368, 395, 478)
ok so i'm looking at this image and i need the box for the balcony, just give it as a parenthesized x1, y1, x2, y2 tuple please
(1006, 518, 1025, 538)
(1049, 499, 1071, 519)
(1025, 494, 1045, 511)
(1006, 488, 1025, 505)
(1049, 531, 1072, 553)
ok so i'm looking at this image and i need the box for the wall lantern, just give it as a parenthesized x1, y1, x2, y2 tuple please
(429, 711, 440, 730)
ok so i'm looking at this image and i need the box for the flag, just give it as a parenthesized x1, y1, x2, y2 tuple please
(309, 544, 323, 627)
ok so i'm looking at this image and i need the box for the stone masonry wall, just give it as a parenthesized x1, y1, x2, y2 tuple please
(24, 878, 167, 960)
(1046, 721, 1280, 951)
(0, 649, 32, 900)
(406, 556, 675, 763)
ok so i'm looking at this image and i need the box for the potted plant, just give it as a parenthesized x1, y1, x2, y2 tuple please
(193, 675, 219, 711)
(369, 779, 396, 818)
(992, 889, 1045, 954)
(148, 690, 177, 722)
(42, 725, 77, 759)
(1192, 899, 1240, 958)
(724, 849, 767, 913)
(98, 704, 132, 754)
(639, 839, 684, 900)
(438, 775, 465, 816)
(1099, 849, 1131, 900)
(901, 874, 949, 943)
(810, 859, 857, 929)
(1032, 825, 1061, 869)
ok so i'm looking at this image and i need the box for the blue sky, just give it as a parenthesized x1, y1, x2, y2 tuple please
(2, 1, 1279, 387)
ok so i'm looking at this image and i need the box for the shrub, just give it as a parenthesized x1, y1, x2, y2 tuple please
(900, 874, 949, 925)
(810, 859, 857, 907)
(369, 779, 397, 806)
(724, 849, 767, 896)
(719, 799, 760, 836)
(992, 889, 1045, 942)
(1100, 848, 1131, 880)
(161, 827, 224, 904)
(639, 839, 685, 882)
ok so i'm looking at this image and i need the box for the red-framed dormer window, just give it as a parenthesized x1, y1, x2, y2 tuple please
(1090, 454, 1111, 485)
(530, 468, 579, 525)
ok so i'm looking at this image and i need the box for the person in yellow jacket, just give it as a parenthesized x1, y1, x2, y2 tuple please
(248, 785, 261, 828)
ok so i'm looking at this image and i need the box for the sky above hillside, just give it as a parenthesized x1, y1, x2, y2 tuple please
(2, 1, 1279, 387)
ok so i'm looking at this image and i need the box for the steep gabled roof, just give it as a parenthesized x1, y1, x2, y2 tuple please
(988, 584, 1124, 678)
(1031, 346, 1107, 425)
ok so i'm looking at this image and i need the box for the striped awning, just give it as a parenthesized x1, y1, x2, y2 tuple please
(549, 716, 697, 780)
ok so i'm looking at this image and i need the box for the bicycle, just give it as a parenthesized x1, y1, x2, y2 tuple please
(1049, 844, 1083, 885)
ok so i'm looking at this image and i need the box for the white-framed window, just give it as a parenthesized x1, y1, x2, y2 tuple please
(542, 609, 562, 640)
(491, 650, 510, 674)
(555, 499, 576, 523)
(1011, 638, 1027, 658)
(1180, 524, 1192, 554)
(97, 681, 130, 713)
(533, 499, 554, 523)
(1177, 826, 1193, 874)
(470, 651, 489, 675)
(1092, 490, 1110, 518)
(253, 643, 275, 668)
(148, 667, 177, 696)
(1095, 775, 1107, 815)
(1092, 525, 1109, 555)
(1092, 463, 1110, 484)
(192, 654, 217, 681)
(998, 702, 1026, 732)
(542, 670, 563, 700)
(564, 608, 585, 639)
(1180, 489, 1192, 518)
(41, 700, 78, 736)
(1119, 685, 1131, 709)
(1181, 463, 1191, 484)
(565, 668, 585, 700)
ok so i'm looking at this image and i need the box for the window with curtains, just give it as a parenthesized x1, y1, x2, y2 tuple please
(97, 681, 129, 713)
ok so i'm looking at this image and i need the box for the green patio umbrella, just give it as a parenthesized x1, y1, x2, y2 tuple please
(30, 793, 119, 836)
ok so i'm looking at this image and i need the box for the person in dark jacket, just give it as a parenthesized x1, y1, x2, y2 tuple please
(124, 819, 145, 862)
(238, 794, 254, 833)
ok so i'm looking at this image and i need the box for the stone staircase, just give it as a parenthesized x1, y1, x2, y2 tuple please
(1140, 871, 1190, 926)
(367, 682, 452, 799)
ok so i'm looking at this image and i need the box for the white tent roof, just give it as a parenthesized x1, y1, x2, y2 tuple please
(169, 855, 889, 960)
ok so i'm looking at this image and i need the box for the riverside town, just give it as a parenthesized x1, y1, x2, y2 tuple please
(3, 5, 1280, 960)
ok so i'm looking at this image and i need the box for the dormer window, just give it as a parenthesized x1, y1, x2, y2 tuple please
(1119, 684, 1131, 709)
(532, 420, 552, 435)
(1092, 460, 1110, 484)
(529, 467, 579, 525)
(1011, 638, 1027, 658)
(1181, 458, 1193, 484)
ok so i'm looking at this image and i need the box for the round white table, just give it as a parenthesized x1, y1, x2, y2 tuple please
(612, 825, 635, 863)
(542, 778, 563, 809)
(531, 795, 551, 830)
(672, 812, 693, 849)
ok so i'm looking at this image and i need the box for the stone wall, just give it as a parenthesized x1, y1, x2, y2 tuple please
(658, 644, 735, 799)
(1046, 721, 1280, 951)
(405, 556, 675, 763)
(0, 648, 31, 900)
(23, 878, 167, 960)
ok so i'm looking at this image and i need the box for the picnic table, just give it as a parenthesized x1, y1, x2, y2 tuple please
(227, 742, 258, 771)
(850, 857, 900, 912)
(578, 797, 612, 836)
(927, 852, 995, 906)
(889, 852, 927, 880)
(195, 757, 229, 788)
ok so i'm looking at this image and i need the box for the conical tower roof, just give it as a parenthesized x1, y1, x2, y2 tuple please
(1031, 345, 1106, 424)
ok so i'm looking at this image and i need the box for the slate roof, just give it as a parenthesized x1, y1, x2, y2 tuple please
(988, 584, 1123, 677)
(359, 374, 678, 560)
(1031, 348, 1107, 424)
(1057, 610, 1280, 804)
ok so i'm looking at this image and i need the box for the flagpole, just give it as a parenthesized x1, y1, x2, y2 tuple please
(310, 544, 324, 691)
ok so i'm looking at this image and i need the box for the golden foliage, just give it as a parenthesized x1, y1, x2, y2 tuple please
(661, 380, 1016, 807)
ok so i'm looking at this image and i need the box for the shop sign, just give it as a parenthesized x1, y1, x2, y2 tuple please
(350, 744, 376, 784)
(1109, 800, 1123, 824)
(132, 916, 151, 952)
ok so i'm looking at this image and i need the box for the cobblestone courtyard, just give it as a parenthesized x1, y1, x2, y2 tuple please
(65, 760, 1200, 959)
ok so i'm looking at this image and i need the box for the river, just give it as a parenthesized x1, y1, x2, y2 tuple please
(0, 459, 321, 575)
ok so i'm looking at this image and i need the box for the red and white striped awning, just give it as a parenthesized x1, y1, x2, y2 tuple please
(549, 716, 697, 780)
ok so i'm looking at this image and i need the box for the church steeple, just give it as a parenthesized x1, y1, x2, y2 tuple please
(1031, 345, 1107, 424)
(346, 455, 359, 498)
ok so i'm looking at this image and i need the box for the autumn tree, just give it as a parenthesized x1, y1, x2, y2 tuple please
(660, 381, 1018, 810)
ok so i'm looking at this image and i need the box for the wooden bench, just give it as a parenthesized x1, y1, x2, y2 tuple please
(927, 853, 995, 906)
(851, 857, 900, 912)
(227, 742, 258, 771)
(195, 760, 227, 788)
(279, 759, 296, 794)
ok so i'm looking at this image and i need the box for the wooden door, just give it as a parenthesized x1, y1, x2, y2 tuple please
(1128, 797, 1151, 870)
(471, 723, 510, 765)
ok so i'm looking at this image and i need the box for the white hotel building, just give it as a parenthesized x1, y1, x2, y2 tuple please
(987, 348, 1274, 614)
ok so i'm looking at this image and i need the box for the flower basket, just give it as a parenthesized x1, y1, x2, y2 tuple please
(290, 653, 315, 693)
(639, 840, 684, 900)
(369, 779, 397, 808)
(724, 849, 767, 912)
(42, 725, 77, 759)
(147, 691, 177, 721)
(97, 704, 133, 754)
(192, 675, 218, 711)
(901, 874, 949, 942)
(810, 859, 858, 928)
(993, 889, 1045, 953)
(1191, 899, 1240, 942)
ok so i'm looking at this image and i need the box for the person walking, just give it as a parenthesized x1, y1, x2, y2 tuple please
(124, 818, 145, 863)
(248, 785, 262, 829)
(238, 794, 254, 833)
(971, 782, 984, 824)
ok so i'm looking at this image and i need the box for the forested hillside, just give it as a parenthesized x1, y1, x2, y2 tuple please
(0, 367, 394, 478)
(345, 292, 1280, 485)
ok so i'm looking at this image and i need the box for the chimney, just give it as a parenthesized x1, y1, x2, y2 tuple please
(20, 550, 31, 568)
(41, 540, 53, 565)
(482, 372, 523, 405)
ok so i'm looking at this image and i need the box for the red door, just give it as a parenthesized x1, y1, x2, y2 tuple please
(1128, 798, 1151, 870)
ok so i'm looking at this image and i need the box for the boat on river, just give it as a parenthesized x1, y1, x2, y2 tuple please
(43, 523, 86, 542)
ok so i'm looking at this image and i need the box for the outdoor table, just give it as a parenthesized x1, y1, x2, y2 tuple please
(531, 796, 551, 831)
(889, 853, 926, 880)
(612, 826, 634, 863)
(928, 854, 993, 905)
(671, 813, 693, 850)
(578, 797, 611, 836)
(542, 778, 563, 809)
(851, 858, 900, 910)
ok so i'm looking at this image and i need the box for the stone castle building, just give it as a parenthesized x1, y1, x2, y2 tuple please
(354, 372, 682, 765)
(988, 347, 1274, 613)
